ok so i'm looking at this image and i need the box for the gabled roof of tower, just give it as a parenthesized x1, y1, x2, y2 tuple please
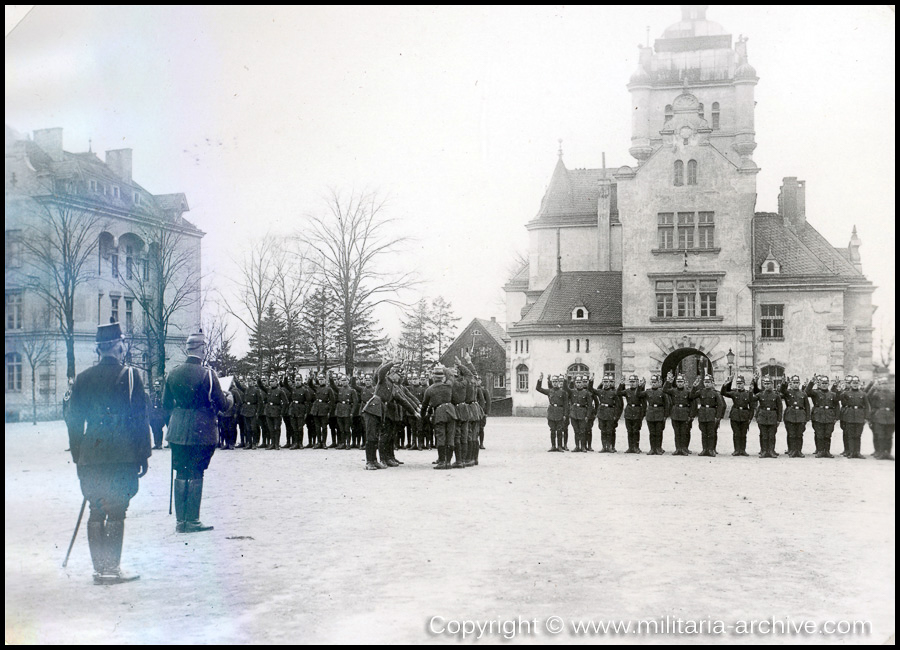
(529, 157, 619, 226)
(513, 271, 622, 331)
(753, 214, 867, 281)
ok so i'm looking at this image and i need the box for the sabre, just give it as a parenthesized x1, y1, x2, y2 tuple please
(62, 497, 87, 568)
(168, 451, 174, 515)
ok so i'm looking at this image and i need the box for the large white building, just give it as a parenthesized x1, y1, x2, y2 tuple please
(504, 6, 874, 416)
(5, 126, 202, 421)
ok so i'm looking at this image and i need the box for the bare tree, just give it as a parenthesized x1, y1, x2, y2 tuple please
(20, 193, 105, 379)
(19, 306, 56, 425)
(201, 301, 237, 373)
(224, 235, 279, 375)
(117, 219, 201, 385)
(298, 189, 419, 375)
(272, 243, 312, 370)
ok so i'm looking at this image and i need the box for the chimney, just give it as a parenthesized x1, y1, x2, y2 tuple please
(778, 177, 806, 228)
(848, 225, 862, 272)
(33, 128, 64, 162)
(490, 316, 496, 322)
(105, 149, 133, 183)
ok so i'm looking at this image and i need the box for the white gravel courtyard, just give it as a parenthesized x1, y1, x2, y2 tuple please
(5, 417, 894, 644)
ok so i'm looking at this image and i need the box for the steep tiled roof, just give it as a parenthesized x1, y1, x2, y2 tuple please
(504, 263, 529, 290)
(474, 318, 509, 346)
(753, 214, 865, 280)
(516, 271, 622, 327)
(529, 157, 619, 225)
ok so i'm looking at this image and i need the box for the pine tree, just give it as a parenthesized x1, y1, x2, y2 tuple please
(430, 296, 460, 359)
(300, 285, 340, 371)
(248, 303, 287, 376)
(399, 298, 435, 373)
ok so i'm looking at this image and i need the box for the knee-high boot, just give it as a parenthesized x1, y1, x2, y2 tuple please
(184, 478, 214, 532)
(100, 520, 139, 583)
(87, 520, 106, 576)
(174, 478, 188, 533)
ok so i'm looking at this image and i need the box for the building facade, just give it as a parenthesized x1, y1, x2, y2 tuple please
(5, 126, 203, 421)
(505, 6, 874, 416)
(440, 317, 510, 400)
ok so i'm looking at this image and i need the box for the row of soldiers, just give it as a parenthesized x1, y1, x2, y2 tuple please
(148, 358, 493, 468)
(536, 371, 894, 460)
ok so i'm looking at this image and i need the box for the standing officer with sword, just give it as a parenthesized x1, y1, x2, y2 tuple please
(64, 319, 150, 584)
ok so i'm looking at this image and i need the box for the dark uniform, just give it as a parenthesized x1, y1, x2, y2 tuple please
(569, 378, 594, 453)
(361, 362, 419, 469)
(643, 379, 671, 455)
(591, 377, 622, 453)
(355, 377, 375, 450)
(163, 334, 229, 533)
(407, 379, 427, 450)
(476, 379, 491, 450)
(148, 384, 168, 450)
(664, 377, 695, 455)
(240, 378, 262, 449)
(310, 377, 336, 449)
(263, 380, 288, 450)
(837, 380, 869, 459)
(218, 383, 242, 450)
(805, 378, 839, 458)
(753, 379, 783, 458)
(692, 378, 726, 457)
(780, 377, 810, 457)
(867, 381, 895, 460)
(66, 321, 150, 584)
(420, 370, 456, 470)
(536, 375, 569, 452)
(721, 377, 756, 456)
(287, 380, 310, 449)
(618, 378, 646, 454)
(334, 379, 359, 449)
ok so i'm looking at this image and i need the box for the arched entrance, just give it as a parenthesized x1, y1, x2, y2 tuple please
(661, 348, 712, 386)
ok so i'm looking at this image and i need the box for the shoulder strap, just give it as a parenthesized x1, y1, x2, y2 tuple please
(116, 365, 135, 403)
(207, 368, 214, 405)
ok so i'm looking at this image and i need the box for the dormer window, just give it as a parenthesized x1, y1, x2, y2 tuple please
(572, 306, 589, 321)
(761, 247, 781, 274)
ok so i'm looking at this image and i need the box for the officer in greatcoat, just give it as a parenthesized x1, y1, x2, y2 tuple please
(420, 366, 456, 469)
(569, 374, 594, 453)
(618, 374, 647, 454)
(163, 331, 231, 533)
(693, 374, 725, 457)
(66, 320, 150, 584)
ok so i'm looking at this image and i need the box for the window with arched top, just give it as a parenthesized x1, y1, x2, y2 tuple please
(516, 364, 529, 392)
(567, 363, 589, 379)
(711, 102, 720, 130)
(698, 102, 705, 120)
(674, 160, 684, 187)
(664, 104, 673, 124)
(687, 159, 698, 185)
(760, 363, 785, 387)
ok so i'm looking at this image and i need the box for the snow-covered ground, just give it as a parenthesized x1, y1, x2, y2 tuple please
(5, 418, 894, 644)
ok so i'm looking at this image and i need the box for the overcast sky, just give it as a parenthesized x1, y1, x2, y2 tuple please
(5, 6, 895, 357)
